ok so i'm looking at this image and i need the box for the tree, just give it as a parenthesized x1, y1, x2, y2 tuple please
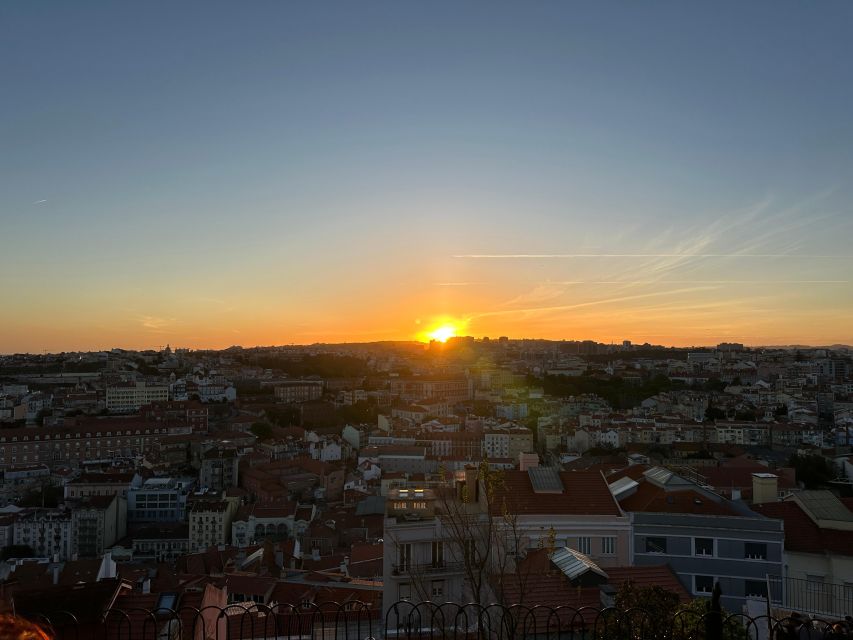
(788, 453, 835, 489)
(387, 461, 532, 608)
(0, 545, 34, 561)
(609, 582, 747, 640)
(250, 422, 273, 441)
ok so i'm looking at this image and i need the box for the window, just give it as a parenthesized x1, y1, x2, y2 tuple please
(431, 580, 444, 600)
(645, 537, 667, 554)
(745, 581, 767, 598)
(397, 543, 411, 571)
(601, 537, 616, 555)
(695, 576, 714, 594)
(462, 539, 477, 566)
(694, 538, 714, 556)
(431, 541, 444, 568)
(744, 542, 767, 560)
(577, 537, 591, 555)
(399, 583, 412, 601)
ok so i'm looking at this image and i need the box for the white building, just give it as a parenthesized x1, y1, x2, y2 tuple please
(106, 382, 169, 413)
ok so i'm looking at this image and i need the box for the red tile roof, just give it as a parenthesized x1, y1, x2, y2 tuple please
(618, 482, 739, 516)
(751, 500, 853, 557)
(491, 471, 622, 516)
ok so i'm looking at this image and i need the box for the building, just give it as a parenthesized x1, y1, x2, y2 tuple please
(13, 509, 72, 561)
(0, 421, 172, 469)
(69, 494, 127, 558)
(127, 476, 195, 523)
(106, 381, 169, 413)
(188, 499, 238, 553)
(613, 467, 785, 612)
(490, 468, 631, 568)
(231, 503, 295, 547)
(131, 523, 190, 562)
(200, 448, 239, 492)
(274, 381, 324, 404)
(383, 487, 467, 612)
(752, 489, 853, 616)
(64, 472, 134, 500)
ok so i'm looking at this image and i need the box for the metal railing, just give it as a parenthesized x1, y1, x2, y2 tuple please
(392, 561, 466, 575)
(23, 600, 853, 640)
(768, 574, 853, 618)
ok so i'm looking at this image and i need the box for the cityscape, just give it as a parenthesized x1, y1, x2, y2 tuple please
(2, 2, 853, 639)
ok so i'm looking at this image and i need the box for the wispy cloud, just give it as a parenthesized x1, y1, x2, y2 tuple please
(139, 315, 177, 331)
(32, 199, 47, 205)
(547, 280, 848, 285)
(469, 286, 719, 320)
(500, 284, 566, 307)
(453, 253, 848, 259)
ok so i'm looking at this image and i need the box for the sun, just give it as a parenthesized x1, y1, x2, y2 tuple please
(428, 324, 458, 343)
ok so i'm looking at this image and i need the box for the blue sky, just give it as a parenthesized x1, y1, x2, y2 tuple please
(2, 2, 852, 351)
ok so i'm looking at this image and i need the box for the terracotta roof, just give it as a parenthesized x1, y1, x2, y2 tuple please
(752, 500, 853, 557)
(618, 482, 739, 516)
(491, 471, 622, 516)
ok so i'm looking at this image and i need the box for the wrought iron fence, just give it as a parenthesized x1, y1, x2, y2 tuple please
(24, 601, 853, 640)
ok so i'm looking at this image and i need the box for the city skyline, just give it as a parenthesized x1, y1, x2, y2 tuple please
(3, 2, 853, 353)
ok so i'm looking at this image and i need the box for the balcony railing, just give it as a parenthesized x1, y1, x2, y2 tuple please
(22, 600, 852, 640)
(391, 561, 466, 575)
(768, 574, 853, 618)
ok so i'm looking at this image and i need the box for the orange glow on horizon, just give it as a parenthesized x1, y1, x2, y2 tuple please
(427, 324, 458, 342)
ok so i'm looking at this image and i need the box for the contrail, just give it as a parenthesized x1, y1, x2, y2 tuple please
(453, 253, 850, 259)
(468, 286, 718, 320)
(548, 280, 849, 285)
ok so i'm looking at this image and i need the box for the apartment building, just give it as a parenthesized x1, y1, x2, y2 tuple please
(0, 421, 171, 468)
(199, 448, 239, 492)
(189, 499, 238, 553)
(127, 476, 195, 523)
(613, 467, 784, 612)
(106, 381, 169, 413)
(13, 509, 72, 561)
(274, 381, 324, 404)
(69, 494, 127, 558)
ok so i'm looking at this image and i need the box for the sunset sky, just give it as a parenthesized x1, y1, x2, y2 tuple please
(2, 2, 853, 353)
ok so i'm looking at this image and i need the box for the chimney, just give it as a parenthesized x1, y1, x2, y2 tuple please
(752, 473, 778, 504)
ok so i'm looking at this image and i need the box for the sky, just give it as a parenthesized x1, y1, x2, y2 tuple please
(2, 1, 853, 353)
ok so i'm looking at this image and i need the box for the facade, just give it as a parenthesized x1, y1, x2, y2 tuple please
(232, 503, 295, 547)
(132, 523, 190, 562)
(274, 381, 324, 404)
(13, 509, 72, 561)
(0, 422, 171, 468)
(383, 488, 466, 614)
(64, 472, 134, 500)
(188, 499, 238, 553)
(491, 468, 632, 568)
(69, 494, 127, 558)
(753, 489, 853, 614)
(106, 382, 169, 413)
(200, 448, 239, 492)
(616, 467, 785, 612)
(127, 476, 195, 523)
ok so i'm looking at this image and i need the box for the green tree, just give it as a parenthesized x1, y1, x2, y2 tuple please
(250, 422, 273, 441)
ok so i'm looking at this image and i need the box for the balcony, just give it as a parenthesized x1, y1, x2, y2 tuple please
(768, 574, 853, 618)
(391, 561, 465, 576)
